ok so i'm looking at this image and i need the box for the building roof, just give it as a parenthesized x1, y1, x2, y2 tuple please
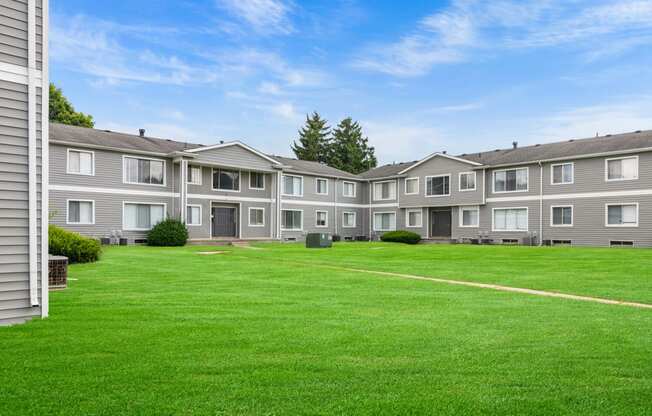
(269, 155, 361, 179)
(358, 161, 417, 179)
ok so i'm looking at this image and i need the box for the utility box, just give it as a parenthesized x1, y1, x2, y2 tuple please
(305, 233, 333, 248)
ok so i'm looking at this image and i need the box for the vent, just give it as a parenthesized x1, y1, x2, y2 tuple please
(139, 128, 146, 137)
(610, 240, 633, 247)
(502, 239, 519, 245)
(635, 130, 642, 133)
(552, 240, 572, 246)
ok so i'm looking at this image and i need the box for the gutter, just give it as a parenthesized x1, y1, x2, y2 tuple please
(538, 161, 543, 246)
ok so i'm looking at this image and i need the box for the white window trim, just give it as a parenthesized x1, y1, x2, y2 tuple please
(248, 207, 265, 227)
(249, 172, 266, 191)
(605, 203, 639, 227)
(458, 206, 480, 228)
(404, 177, 419, 195)
(405, 209, 423, 228)
(425, 174, 451, 198)
(373, 180, 397, 201)
(550, 162, 574, 185)
(492, 167, 529, 194)
(187, 165, 202, 186)
(122, 155, 167, 187)
(605, 156, 639, 182)
(66, 148, 95, 176)
(342, 211, 357, 228)
(212, 168, 242, 193)
(373, 211, 397, 232)
(342, 181, 357, 198)
(66, 199, 95, 225)
(315, 209, 329, 228)
(550, 205, 573, 227)
(281, 209, 303, 231)
(122, 201, 168, 231)
(315, 178, 329, 196)
(282, 174, 304, 197)
(186, 204, 202, 226)
(458, 171, 476, 192)
(491, 207, 529, 232)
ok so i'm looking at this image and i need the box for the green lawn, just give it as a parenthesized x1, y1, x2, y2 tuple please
(2, 243, 651, 415)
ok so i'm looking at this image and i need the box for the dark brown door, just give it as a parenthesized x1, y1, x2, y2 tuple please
(212, 207, 237, 237)
(431, 209, 452, 237)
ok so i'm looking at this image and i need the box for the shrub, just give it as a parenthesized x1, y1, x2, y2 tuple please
(48, 225, 102, 263)
(380, 230, 422, 245)
(147, 218, 188, 247)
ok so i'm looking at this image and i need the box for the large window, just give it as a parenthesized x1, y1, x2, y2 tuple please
(551, 163, 573, 185)
(493, 168, 528, 193)
(316, 178, 329, 195)
(67, 149, 94, 176)
(606, 156, 638, 181)
(281, 209, 302, 230)
(606, 203, 638, 227)
(283, 175, 303, 196)
(342, 212, 356, 228)
(249, 208, 265, 227)
(373, 212, 396, 231)
(493, 208, 528, 232)
(405, 177, 419, 195)
(459, 172, 476, 191)
(406, 209, 422, 228)
(373, 181, 396, 200)
(213, 169, 240, 191)
(551, 206, 573, 227)
(315, 210, 328, 227)
(426, 175, 450, 197)
(343, 181, 356, 197)
(186, 205, 202, 226)
(459, 206, 479, 228)
(187, 165, 202, 185)
(249, 172, 265, 190)
(67, 200, 94, 225)
(124, 156, 165, 186)
(124, 203, 165, 231)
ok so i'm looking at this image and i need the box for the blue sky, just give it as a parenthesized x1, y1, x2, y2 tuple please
(51, 0, 652, 164)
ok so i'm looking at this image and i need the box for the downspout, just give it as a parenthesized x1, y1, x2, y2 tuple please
(180, 159, 188, 221)
(277, 170, 282, 240)
(482, 168, 486, 205)
(368, 182, 372, 241)
(334, 178, 338, 236)
(27, 0, 38, 307)
(538, 161, 543, 246)
(396, 179, 400, 229)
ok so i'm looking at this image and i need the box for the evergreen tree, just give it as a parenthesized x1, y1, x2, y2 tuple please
(49, 83, 94, 128)
(328, 117, 377, 174)
(292, 112, 330, 162)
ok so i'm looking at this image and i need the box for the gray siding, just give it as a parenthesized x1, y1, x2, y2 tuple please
(190, 145, 278, 171)
(188, 165, 273, 199)
(0, 0, 42, 70)
(486, 163, 541, 199)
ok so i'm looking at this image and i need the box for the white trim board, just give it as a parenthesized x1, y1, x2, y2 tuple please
(50, 184, 178, 198)
(399, 152, 482, 174)
(487, 188, 652, 203)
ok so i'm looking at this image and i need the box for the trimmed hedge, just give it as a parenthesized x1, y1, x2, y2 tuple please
(147, 218, 188, 247)
(49, 225, 102, 263)
(380, 230, 422, 245)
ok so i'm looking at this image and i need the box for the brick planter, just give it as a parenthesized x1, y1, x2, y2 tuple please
(49, 255, 68, 289)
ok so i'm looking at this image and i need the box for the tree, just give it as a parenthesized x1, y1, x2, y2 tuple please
(327, 117, 377, 174)
(49, 83, 94, 128)
(292, 112, 330, 163)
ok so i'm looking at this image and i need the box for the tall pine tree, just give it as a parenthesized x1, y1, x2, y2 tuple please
(292, 112, 330, 163)
(328, 117, 377, 174)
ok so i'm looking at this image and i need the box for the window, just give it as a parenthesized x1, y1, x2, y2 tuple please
(551, 206, 573, 227)
(187, 165, 202, 185)
(606, 156, 638, 181)
(373, 181, 396, 200)
(551, 163, 573, 185)
(606, 203, 638, 227)
(493, 168, 528, 193)
(124, 156, 165, 186)
(67, 149, 94, 176)
(316, 210, 328, 227)
(459, 206, 479, 227)
(123, 203, 165, 231)
(249, 172, 265, 190)
(67, 200, 94, 224)
(342, 212, 356, 228)
(281, 210, 302, 230)
(373, 212, 396, 231)
(283, 175, 303, 196)
(343, 181, 356, 197)
(406, 209, 422, 228)
(316, 178, 329, 195)
(186, 205, 202, 226)
(493, 208, 528, 232)
(212, 168, 240, 191)
(405, 178, 419, 195)
(426, 175, 450, 197)
(249, 207, 265, 227)
(459, 172, 476, 191)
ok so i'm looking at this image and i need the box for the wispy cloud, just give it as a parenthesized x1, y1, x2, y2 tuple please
(215, 0, 295, 35)
(425, 102, 484, 113)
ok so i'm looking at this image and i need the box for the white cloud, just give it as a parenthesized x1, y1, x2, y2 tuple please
(265, 102, 301, 121)
(216, 0, 294, 35)
(363, 121, 445, 164)
(425, 102, 484, 113)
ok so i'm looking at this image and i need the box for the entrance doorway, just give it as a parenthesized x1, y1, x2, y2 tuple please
(211, 205, 238, 238)
(430, 208, 452, 238)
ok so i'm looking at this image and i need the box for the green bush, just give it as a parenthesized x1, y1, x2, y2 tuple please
(48, 225, 101, 263)
(380, 230, 422, 245)
(147, 218, 188, 247)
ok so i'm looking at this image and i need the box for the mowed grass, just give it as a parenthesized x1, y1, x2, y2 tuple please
(1, 244, 651, 415)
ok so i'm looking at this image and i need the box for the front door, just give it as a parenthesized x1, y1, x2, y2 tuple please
(430, 209, 452, 238)
(212, 206, 237, 237)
